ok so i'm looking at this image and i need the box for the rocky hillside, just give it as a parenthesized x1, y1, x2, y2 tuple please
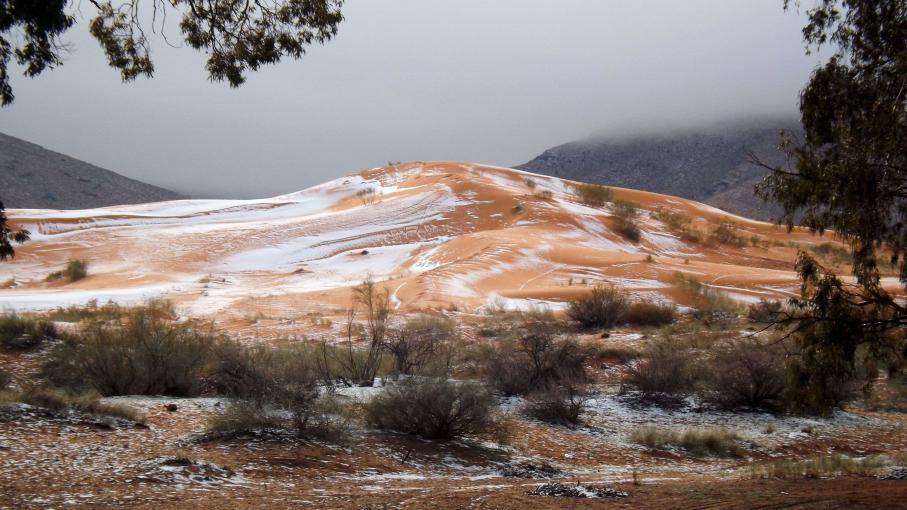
(0, 132, 182, 209)
(517, 118, 800, 221)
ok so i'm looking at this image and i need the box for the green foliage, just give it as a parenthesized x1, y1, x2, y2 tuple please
(759, 2, 907, 405)
(572, 182, 613, 207)
(782, 253, 903, 414)
(365, 378, 495, 440)
(0, 1, 344, 106)
(0, 200, 29, 260)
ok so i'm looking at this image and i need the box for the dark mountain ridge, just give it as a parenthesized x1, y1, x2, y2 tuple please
(517, 117, 800, 221)
(0, 132, 182, 210)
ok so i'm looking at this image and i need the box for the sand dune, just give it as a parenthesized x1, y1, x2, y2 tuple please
(0, 161, 850, 317)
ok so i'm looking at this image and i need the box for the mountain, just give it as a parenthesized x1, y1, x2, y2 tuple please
(0, 132, 182, 209)
(0, 161, 850, 326)
(516, 118, 801, 221)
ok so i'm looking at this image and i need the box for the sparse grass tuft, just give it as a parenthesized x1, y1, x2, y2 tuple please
(631, 426, 744, 457)
(17, 387, 144, 423)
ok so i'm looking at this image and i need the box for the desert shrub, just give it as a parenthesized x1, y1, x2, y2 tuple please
(365, 378, 494, 440)
(572, 182, 613, 207)
(631, 426, 743, 457)
(18, 387, 144, 423)
(622, 300, 675, 327)
(0, 369, 10, 389)
(511, 201, 524, 214)
(810, 242, 850, 265)
(207, 394, 351, 442)
(47, 259, 88, 282)
(700, 339, 787, 411)
(534, 189, 554, 200)
(611, 200, 641, 242)
(622, 340, 697, 405)
(356, 187, 377, 205)
(206, 400, 285, 436)
(708, 222, 747, 247)
(320, 279, 391, 387)
(482, 324, 589, 396)
(209, 342, 351, 441)
(746, 299, 784, 323)
(384, 314, 456, 377)
(567, 285, 628, 329)
(523, 386, 586, 427)
(0, 314, 62, 351)
(524, 177, 537, 190)
(673, 272, 741, 318)
(42, 312, 217, 396)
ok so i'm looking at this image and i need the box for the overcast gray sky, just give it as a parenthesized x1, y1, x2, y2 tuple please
(0, 1, 821, 198)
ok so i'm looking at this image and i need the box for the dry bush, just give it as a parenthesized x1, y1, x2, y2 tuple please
(631, 426, 743, 457)
(209, 342, 351, 441)
(365, 378, 495, 440)
(673, 272, 741, 319)
(384, 314, 456, 377)
(523, 386, 586, 427)
(41, 311, 217, 396)
(567, 284, 628, 329)
(206, 400, 285, 437)
(699, 339, 787, 411)
(611, 200, 641, 242)
(46, 299, 175, 323)
(746, 299, 785, 323)
(46, 259, 89, 282)
(18, 387, 144, 423)
(481, 324, 589, 396)
(0, 314, 62, 351)
(622, 340, 697, 405)
(572, 182, 613, 207)
(622, 300, 676, 327)
(534, 189, 554, 201)
(708, 222, 748, 247)
(321, 279, 391, 386)
(0, 369, 11, 389)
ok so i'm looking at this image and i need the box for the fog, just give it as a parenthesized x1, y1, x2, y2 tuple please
(0, 1, 821, 198)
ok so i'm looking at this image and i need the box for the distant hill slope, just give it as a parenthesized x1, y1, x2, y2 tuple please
(0, 132, 182, 209)
(517, 118, 800, 221)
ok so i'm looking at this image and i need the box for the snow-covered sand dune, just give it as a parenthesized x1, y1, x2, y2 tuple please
(0, 161, 837, 316)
